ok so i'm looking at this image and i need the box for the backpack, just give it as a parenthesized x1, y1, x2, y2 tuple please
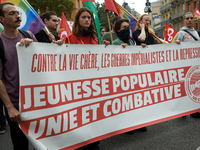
(0, 30, 32, 65)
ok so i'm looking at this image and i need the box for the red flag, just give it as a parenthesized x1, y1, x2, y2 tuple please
(164, 23, 178, 43)
(194, 6, 200, 20)
(58, 12, 72, 39)
(105, 0, 119, 15)
(82, 0, 94, 2)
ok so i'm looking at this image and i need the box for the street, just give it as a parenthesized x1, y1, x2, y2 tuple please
(0, 116, 200, 150)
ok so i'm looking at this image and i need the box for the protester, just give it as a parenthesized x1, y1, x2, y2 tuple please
(65, 7, 100, 150)
(0, 2, 37, 149)
(132, 13, 160, 132)
(65, 8, 97, 44)
(100, 26, 106, 38)
(101, 16, 121, 44)
(133, 14, 161, 46)
(174, 12, 200, 118)
(175, 12, 200, 43)
(111, 18, 147, 134)
(112, 18, 134, 47)
(35, 11, 63, 45)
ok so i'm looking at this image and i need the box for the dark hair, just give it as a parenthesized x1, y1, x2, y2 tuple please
(100, 26, 106, 32)
(0, 2, 14, 17)
(112, 16, 121, 25)
(114, 18, 129, 33)
(72, 7, 97, 40)
(41, 11, 57, 22)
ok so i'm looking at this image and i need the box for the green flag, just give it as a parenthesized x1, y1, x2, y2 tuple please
(83, 1, 102, 44)
(0, 24, 3, 33)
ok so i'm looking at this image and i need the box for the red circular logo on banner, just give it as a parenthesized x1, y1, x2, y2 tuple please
(185, 65, 200, 103)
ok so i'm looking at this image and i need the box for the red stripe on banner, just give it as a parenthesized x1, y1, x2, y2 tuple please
(20, 80, 186, 140)
(20, 67, 190, 112)
(57, 108, 200, 150)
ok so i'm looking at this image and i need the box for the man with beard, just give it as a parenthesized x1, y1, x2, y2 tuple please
(35, 11, 63, 44)
(0, 2, 37, 149)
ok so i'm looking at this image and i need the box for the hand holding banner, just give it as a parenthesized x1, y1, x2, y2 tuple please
(17, 42, 200, 150)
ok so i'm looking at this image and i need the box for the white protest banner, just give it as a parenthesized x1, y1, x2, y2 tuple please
(17, 42, 200, 150)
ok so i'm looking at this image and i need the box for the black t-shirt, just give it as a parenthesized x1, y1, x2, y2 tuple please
(35, 29, 60, 43)
(133, 29, 155, 45)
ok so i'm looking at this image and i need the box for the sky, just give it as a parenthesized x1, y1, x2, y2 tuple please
(95, 0, 159, 15)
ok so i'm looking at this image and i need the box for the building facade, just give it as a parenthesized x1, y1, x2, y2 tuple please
(171, 0, 185, 31)
(160, 0, 172, 33)
(149, 0, 162, 37)
(71, 0, 83, 20)
(160, 0, 200, 34)
(131, 8, 140, 19)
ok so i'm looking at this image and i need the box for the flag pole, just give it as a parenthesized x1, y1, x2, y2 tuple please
(106, 11, 113, 43)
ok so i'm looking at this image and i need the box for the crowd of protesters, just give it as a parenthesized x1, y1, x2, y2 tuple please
(0, 2, 200, 150)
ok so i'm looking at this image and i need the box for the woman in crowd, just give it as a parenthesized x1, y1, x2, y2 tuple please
(65, 7, 100, 150)
(112, 18, 134, 47)
(133, 14, 162, 46)
(65, 7, 97, 44)
(112, 18, 148, 133)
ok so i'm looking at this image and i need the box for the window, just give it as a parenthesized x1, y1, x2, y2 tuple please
(194, 1, 197, 9)
(188, 3, 190, 11)
(178, 5, 180, 12)
(179, 22, 182, 29)
(78, 0, 80, 9)
(182, 2, 185, 11)
(152, 14, 158, 19)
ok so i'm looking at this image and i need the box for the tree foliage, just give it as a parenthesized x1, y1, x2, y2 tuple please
(95, 2, 114, 31)
(28, 0, 74, 18)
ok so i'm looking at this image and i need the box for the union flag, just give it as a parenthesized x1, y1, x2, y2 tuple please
(164, 23, 178, 43)
(58, 12, 72, 39)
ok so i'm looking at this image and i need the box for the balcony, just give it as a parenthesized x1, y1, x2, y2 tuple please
(171, 11, 185, 20)
(161, 19, 172, 27)
(160, 3, 172, 13)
